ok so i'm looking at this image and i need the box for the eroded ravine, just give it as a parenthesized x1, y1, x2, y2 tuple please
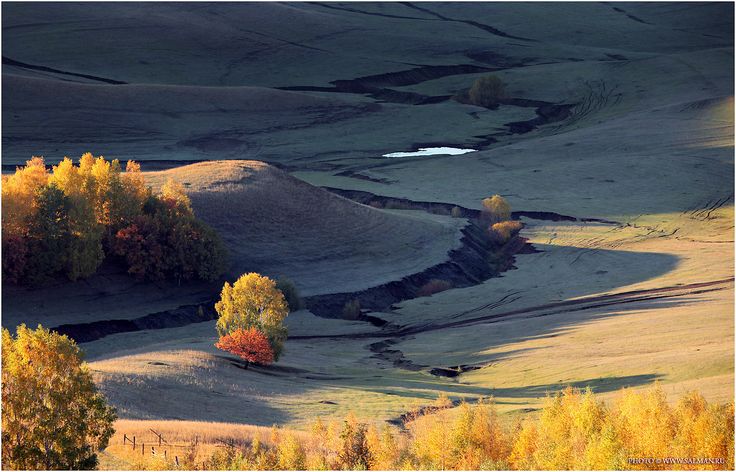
(52, 193, 535, 343)
(50, 188, 628, 346)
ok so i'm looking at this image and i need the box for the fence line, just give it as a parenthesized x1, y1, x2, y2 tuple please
(119, 429, 236, 467)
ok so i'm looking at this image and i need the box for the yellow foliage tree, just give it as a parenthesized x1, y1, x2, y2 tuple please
(481, 195, 512, 223)
(161, 178, 193, 215)
(2, 157, 49, 237)
(1, 324, 116, 470)
(408, 402, 453, 469)
(278, 432, 307, 470)
(215, 273, 289, 359)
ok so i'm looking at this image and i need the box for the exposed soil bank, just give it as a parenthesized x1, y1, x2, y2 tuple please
(502, 101, 575, 134)
(50, 191, 531, 343)
(280, 63, 491, 105)
(54, 302, 216, 343)
(49, 186, 622, 344)
(303, 220, 527, 318)
(322, 187, 619, 225)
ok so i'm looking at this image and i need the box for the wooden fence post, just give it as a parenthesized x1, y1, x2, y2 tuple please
(132, 436, 136, 451)
(142, 443, 145, 455)
(123, 434, 127, 445)
(175, 456, 179, 467)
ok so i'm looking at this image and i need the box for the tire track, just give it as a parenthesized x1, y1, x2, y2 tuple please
(290, 277, 733, 340)
(400, 2, 536, 42)
(3, 56, 127, 84)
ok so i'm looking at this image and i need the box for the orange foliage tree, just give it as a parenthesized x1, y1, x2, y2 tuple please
(215, 273, 289, 360)
(215, 327, 274, 368)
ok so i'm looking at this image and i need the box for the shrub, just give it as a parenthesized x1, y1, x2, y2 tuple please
(467, 75, 506, 108)
(417, 279, 453, 297)
(489, 220, 523, 245)
(277, 277, 303, 311)
(2, 324, 116, 469)
(215, 273, 289, 360)
(342, 299, 362, 320)
(215, 327, 275, 367)
(481, 194, 512, 223)
(451, 206, 463, 218)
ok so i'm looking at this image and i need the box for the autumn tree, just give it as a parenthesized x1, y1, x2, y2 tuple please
(338, 415, 373, 470)
(49, 157, 105, 279)
(113, 193, 227, 283)
(160, 178, 192, 213)
(467, 75, 506, 108)
(1, 157, 50, 282)
(22, 184, 73, 285)
(2, 157, 49, 237)
(277, 433, 307, 470)
(408, 396, 454, 469)
(366, 424, 401, 470)
(1, 325, 116, 470)
(481, 195, 512, 223)
(276, 277, 303, 311)
(488, 220, 523, 245)
(215, 327, 275, 367)
(215, 273, 289, 359)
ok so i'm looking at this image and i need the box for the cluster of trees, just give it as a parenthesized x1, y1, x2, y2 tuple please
(2, 325, 117, 470)
(214, 273, 291, 367)
(482, 194, 523, 244)
(1, 154, 227, 285)
(176, 386, 734, 471)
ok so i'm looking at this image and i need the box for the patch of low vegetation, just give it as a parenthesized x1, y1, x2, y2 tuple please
(1, 154, 227, 285)
(342, 299, 362, 320)
(489, 220, 524, 245)
(416, 279, 453, 297)
(118, 386, 734, 470)
(2, 324, 116, 470)
(455, 75, 506, 108)
(215, 273, 290, 362)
